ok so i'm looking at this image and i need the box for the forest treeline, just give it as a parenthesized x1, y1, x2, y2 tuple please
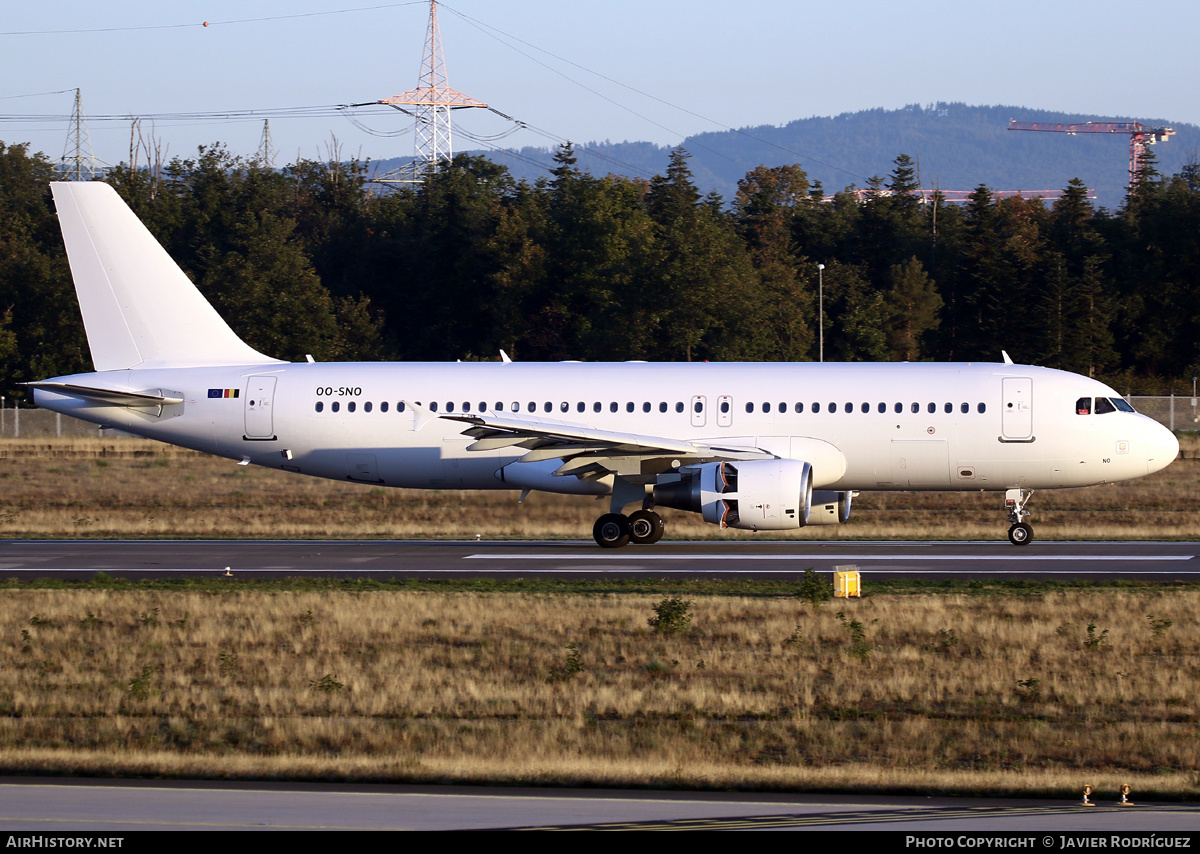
(1, 138, 1198, 401)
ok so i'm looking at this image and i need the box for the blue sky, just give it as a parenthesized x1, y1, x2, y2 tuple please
(3, 1, 1197, 176)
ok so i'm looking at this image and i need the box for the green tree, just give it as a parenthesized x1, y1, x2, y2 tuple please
(886, 257, 942, 361)
(733, 164, 816, 360)
(0, 142, 88, 395)
(645, 148, 761, 361)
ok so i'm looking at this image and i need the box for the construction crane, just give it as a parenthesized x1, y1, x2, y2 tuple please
(1007, 119, 1175, 187)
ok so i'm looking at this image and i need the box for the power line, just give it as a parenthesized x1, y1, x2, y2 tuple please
(439, 2, 867, 183)
(0, 3, 424, 36)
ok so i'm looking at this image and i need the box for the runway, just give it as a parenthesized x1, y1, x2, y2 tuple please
(1, 539, 1196, 580)
(2, 779, 1199, 831)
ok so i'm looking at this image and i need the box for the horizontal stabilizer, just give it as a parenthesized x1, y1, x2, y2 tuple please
(25, 381, 184, 407)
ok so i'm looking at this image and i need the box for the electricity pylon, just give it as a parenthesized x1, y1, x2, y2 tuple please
(60, 89, 101, 181)
(375, 1, 487, 184)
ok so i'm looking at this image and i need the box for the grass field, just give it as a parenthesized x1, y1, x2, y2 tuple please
(1, 437, 1197, 797)
(2, 585, 1198, 798)
(0, 435, 1197, 541)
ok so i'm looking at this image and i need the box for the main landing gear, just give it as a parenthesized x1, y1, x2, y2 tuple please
(1005, 488, 1034, 546)
(593, 510, 665, 548)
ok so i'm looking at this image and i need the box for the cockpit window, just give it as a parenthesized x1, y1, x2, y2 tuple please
(1076, 397, 1092, 415)
(1094, 397, 1117, 415)
(1112, 397, 1136, 413)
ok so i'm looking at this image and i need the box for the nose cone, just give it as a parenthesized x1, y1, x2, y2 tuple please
(1144, 420, 1179, 476)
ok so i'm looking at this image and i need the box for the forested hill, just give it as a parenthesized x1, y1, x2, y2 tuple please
(374, 102, 1199, 210)
(2, 135, 1198, 403)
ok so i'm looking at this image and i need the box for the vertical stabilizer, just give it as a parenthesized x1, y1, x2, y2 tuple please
(50, 182, 283, 371)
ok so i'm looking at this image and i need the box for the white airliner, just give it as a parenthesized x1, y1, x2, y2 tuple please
(30, 182, 1179, 548)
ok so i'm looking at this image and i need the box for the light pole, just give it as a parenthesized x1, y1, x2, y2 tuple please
(817, 264, 825, 363)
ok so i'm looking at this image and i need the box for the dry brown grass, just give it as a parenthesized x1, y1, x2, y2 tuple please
(2, 587, 1199, 796)
(1, 435, 1198, 540)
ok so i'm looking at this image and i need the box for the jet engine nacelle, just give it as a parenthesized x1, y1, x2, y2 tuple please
(808, 490, 854, 525)
(655, 459, 813, 530)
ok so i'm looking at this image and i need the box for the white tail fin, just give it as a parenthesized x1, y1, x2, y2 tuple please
(51, 182, 283, 371)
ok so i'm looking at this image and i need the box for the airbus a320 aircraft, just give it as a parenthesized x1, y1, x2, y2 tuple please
(30, 183, 1179, 548)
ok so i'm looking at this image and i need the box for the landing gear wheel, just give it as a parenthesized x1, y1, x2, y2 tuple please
(1008, 522, 1034, 546)
(628, 510, 665, 545)
(593, 513, 632, 549)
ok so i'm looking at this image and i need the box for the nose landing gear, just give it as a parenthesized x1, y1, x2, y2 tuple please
(1005, 488, 1034, 546)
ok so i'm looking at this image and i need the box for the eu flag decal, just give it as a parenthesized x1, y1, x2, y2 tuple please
(208, 388, 240, 398)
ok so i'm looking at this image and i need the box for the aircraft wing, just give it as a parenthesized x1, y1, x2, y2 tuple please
(434, 409, 773, 480)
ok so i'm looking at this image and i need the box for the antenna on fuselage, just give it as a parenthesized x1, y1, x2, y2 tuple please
(1001, 350, 1014, 365)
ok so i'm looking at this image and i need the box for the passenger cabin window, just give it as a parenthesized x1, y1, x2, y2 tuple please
(642, 402, 651, 413)
(676, 402, 684, 413)
(795, 402, 804, 413)
(844, 402, 852, 413)
(659, 402, 668, 413)
(911, 402, 919, 414)
(610, 402, 618, 413)
(763, 402, 772, 413)
(398, 402, 406, 412)
(560, 402, 569, 412)
(365, 402, 373, 413)
(430, 402, 438, 412)
(927, 402, 935, 414)
(894, 402, 903, 414)
(746, 402, 755, 413)
(813, 402, 821, 413)
(960, 402, 968, 414)
(719, 400, 729, 414)
(577, 402, 585, 413)
(877, 402, 886, 413)
(315, 402, 323, 412)
(978, 403, 987, 413)
(626, 402, 634, 413)
(332, 402, 340, 412)
(381, 402, 389, 413)
(828, 402, 836, 413)
(528, 402, 536, 412)
(943, 402, 952, 414)
(593, 402, 601, 413)
(544, 402, 552, 413)
(694, 401, 703, 413)
(861, 402, 870, 414)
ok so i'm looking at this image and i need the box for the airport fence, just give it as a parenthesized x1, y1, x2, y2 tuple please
(0, 396, 1196, 439)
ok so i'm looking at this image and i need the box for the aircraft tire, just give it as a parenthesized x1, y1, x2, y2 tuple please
(1007, 522, 1034, 546)
(628, 510, 665, 545)
(594, 513, 632, 548)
